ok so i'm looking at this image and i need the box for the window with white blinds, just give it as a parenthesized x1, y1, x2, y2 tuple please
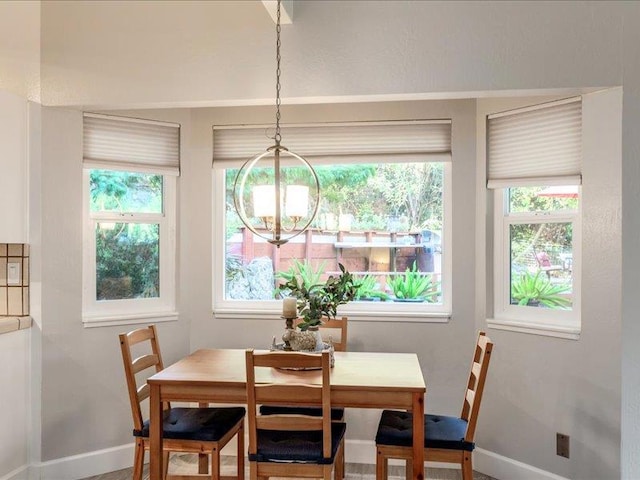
(212, 120, 452, 167)
(487, 98, 582, 188)
(83, 113, 181, 175)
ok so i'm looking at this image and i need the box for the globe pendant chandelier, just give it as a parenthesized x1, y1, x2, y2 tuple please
(233, 0, 320, 247)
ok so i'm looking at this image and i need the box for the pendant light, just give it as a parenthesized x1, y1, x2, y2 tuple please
(233, 0, 320, 247)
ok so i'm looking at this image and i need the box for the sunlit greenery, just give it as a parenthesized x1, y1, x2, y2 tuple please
(226, 162, 443, 235)
(90, 170, 162, 300)
(507, 186, 576, 310)
(90, 170, 162, 213)
(96, 223, 159, 300)
(511, 271, 571, 308)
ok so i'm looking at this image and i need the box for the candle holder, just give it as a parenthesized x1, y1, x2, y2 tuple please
(281, 316, 296, 351)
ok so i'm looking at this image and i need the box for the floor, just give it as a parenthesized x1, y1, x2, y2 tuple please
(81, 453, 496, 480)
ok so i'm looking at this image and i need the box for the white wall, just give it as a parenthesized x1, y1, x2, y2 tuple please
(0, 1, 40, 102)
(0, 90, 28, 243)
(39, 1, 622, 109)
(0, 329, 30, 479)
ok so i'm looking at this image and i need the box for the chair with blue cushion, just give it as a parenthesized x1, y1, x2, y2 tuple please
(245, 349, 346, 480)
(119, 325, 246, 480)
(375, 332, 493, 480)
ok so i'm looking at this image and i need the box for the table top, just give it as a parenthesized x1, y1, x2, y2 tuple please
(149, 348, 425, 394)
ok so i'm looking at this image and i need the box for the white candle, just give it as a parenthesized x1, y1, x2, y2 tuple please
(283, 297, 297, 318)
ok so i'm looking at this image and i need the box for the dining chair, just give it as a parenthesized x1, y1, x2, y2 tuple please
(119, 325, 246, 480)
(375, 331, 493, 480)
(245, 349, 346, 480)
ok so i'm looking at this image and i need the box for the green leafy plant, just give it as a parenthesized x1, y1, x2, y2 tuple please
(511, 271, 571, 308)
(387, 262, 440, 302)
(278, 262, 359, 330)
(354, 274, 389, 301)
(275, 259, 325, 294)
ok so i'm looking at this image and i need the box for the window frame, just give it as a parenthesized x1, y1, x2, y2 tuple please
(490, 187, 582, 339)
(82, 168, 177, 327)
(212, 161, 452, 323)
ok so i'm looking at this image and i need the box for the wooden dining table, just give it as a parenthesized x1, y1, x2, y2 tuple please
(148, 349, 426, 480)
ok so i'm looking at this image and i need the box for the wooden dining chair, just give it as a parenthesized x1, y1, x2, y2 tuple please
(119, 325, 246, 480)
(315, 315, 349, 353)
(375, 331, 493, 480)
(245, 349, 346, 480)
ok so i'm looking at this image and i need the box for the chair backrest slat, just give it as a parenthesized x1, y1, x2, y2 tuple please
(256, 414, 324, 431)
(252, 351, 325, 369)
(132, 353, 160, 374)
(126, 326, 155, 345)
(468, 362, 481, 390)
(137, 383, 150, 403)
(460, 331, 493, 442)
(119, 325, 168, 432)
(246, 350, 333, 460)
(255, 383, 323, 404)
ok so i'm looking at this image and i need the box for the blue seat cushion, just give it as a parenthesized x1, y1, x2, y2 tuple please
(134, 407, 245, 442)
(375, 410, 475, 452)
(249, 422, 346, 464)
(259, 405, 345, 421)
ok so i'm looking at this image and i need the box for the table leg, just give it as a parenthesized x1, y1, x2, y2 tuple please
(149, 383, 163, 480)
(412, 392, 424, 480)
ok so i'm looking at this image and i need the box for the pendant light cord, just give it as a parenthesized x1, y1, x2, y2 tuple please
(275, 0, 282, 144)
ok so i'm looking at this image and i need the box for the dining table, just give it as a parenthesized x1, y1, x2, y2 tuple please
(148, 348, 426, 480)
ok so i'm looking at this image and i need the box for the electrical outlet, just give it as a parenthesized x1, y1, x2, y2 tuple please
(7, 262, 20, 285)
(557, 433, 570, 459)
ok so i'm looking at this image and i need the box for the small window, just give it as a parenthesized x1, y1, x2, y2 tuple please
(82, 114, 179, 327)
(83, 169, 176, 325)
(492, 185, 581, 336)
(487, 98, 582, 338)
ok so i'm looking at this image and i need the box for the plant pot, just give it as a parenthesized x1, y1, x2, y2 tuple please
(289, 326, 323, 351)
(393, 298, 424, 303)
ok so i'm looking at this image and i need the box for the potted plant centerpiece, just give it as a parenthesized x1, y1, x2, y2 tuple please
(277, 260, 359, 351)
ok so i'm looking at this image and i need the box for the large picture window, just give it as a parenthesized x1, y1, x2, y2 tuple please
(82, 114, 179, 326)
(212, 121, 452, 321)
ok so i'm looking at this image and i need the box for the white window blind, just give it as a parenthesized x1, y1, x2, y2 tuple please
(212, 120, 452, 168)
(83, 113, 181, 175)
(487, 97, 582, 188)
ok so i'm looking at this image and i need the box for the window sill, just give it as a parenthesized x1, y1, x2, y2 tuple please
(214, 307, 451, 323)
(0, 316, 32, 336)
(487, 317, 580, 340)
(82, 311, 179, 328)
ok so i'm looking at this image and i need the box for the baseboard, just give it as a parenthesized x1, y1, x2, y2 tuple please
(26, 440, 569, 480)
(0, 465, 29, 480)
(35, 443, 134, 480)
(474, 447, 570, 480)
(346, 440, 570, 479)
